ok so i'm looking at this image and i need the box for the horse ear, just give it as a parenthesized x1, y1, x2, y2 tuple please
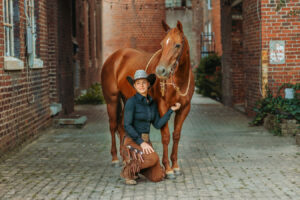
(177, 20, 183, 33)
(162, 20, 170, 32)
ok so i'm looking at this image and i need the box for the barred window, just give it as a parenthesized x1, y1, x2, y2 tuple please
(3, 0, 14, 57)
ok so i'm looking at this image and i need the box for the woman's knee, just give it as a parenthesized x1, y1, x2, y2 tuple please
(148, 166, 165, 182)
(149, 152, 159, 163)
(141, 152, 159, 169)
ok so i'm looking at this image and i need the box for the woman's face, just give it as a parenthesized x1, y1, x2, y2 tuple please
(134, 78, 149, 96)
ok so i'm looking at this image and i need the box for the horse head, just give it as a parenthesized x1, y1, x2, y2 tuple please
(155, 20, 188, 80)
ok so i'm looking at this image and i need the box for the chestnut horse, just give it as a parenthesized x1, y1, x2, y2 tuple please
(101, 21, 194, 178)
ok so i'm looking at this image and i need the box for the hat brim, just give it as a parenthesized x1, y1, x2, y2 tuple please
(127, 73, 156, 88)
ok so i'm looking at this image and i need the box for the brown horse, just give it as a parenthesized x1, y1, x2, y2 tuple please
(101, 20, 194, 178)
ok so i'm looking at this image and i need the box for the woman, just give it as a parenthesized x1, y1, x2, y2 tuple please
(121, 69, 181, 185)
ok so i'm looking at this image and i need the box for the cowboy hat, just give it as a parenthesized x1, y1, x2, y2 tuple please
(127, 70, 156, 88)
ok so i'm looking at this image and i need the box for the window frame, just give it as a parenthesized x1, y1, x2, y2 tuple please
(25, 0, 36, 57)
(165, 0, 192, 9)
(3, 0, 15, 57)
(3, 0, 25, 70)
(25, 0, 43, 69)
(207, 0, 212, 10)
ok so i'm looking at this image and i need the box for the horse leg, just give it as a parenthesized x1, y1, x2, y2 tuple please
(171, 104, 191, 175)
(157, 101, 175, 179)
(161, 123, 175, 179)
(117, 105, 126, 162)
(106, 98, 121, 167)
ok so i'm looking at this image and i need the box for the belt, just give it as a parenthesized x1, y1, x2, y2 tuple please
(141, 133, 149, 142)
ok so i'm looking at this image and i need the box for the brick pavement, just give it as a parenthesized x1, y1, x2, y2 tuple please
(0, 94, 299, 200)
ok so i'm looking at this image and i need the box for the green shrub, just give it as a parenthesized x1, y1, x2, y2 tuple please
(195, 54, 222, 101)
(250, 83, 300, 135)
(75, 83, 105, 105)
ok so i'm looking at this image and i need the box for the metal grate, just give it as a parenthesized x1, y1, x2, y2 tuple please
(201, 32, 215, 58)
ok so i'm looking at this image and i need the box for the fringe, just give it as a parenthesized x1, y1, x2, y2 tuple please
(120, 145, 143, 179)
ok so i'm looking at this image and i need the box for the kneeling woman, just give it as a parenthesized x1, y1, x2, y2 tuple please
(121, 70, 181, 185)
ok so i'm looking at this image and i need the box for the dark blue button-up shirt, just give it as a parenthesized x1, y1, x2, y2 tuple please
(124, 93, 173, 145)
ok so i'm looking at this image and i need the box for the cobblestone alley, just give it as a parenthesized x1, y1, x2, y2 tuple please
(0, 94, 299, 200)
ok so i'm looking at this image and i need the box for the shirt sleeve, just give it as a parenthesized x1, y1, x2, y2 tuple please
(152, 102, 173, 129)
(124, 98, 144, 145)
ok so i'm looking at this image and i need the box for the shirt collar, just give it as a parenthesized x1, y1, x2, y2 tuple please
(135, 92, 153, 104)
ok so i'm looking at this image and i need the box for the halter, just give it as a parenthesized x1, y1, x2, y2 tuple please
(145, 34, 191, 97)
(170, 34, 185, 76)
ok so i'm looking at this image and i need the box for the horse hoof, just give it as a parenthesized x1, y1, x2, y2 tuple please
(165, 172, 176, 179)
(173, 168, 182, 176)
(111, 160, 120, 168)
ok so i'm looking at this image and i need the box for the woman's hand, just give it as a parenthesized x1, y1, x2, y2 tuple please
(140, 142, 154, 154)
(171, 102, 181, 111)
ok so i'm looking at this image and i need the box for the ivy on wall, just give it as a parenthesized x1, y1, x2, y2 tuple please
(275, 0, 300, 16)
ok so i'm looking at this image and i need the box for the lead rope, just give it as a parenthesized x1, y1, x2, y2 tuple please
(145, 49, 162, 72)
(163, 68, 191, 97)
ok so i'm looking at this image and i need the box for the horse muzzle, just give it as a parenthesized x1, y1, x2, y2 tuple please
(155, 65, 171, 80)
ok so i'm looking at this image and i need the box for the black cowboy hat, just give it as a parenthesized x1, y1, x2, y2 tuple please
(126, 70, 156, 88)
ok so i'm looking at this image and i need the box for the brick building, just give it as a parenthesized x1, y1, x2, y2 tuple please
(102, 0, 166, 62)
(0, 0, 183, 155)
(74, 0, 102, 92)
(0, 0, 102, 154)
(191, 0, 299, 115)
(192, 0, 222, 63)
(0, 0, 71, 154)
(1, 0, 298, 153)
(221, 0, 300, 115)
(220, 0, 244, 107)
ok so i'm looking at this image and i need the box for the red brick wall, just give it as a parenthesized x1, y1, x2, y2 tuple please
(221, 1, 233, 106)
(0, 0, 51, 153)
(242, 0, 262, 115)
(102, 0, 166, 62)
(230, 4, 244, 105)
(76, 0, 102, 90)
(212, 0, 222, 56)
(242, 0, 300, 115)
(47, 0, 59, 103)
(0, 0, 75, 154)
(231, 17, 244, 105)
(261, 0, 300, 92)
(192, 0, 203, 64)
(192, 0, 222, 64)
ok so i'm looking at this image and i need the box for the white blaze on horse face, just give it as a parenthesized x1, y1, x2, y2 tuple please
(166, 38, 170, 45)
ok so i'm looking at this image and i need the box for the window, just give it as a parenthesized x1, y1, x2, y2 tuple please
(165, 0, 192, 8)
(25, 0, 43, 68)
(207, 0, 212, 10)
(3, 0, 24, 70)
(3, 0, 14, 57)
(25, 0, 36, 57)
(201, 22, 215, 58)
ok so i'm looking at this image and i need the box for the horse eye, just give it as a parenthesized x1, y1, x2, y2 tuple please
(175, 44, 181, 48)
